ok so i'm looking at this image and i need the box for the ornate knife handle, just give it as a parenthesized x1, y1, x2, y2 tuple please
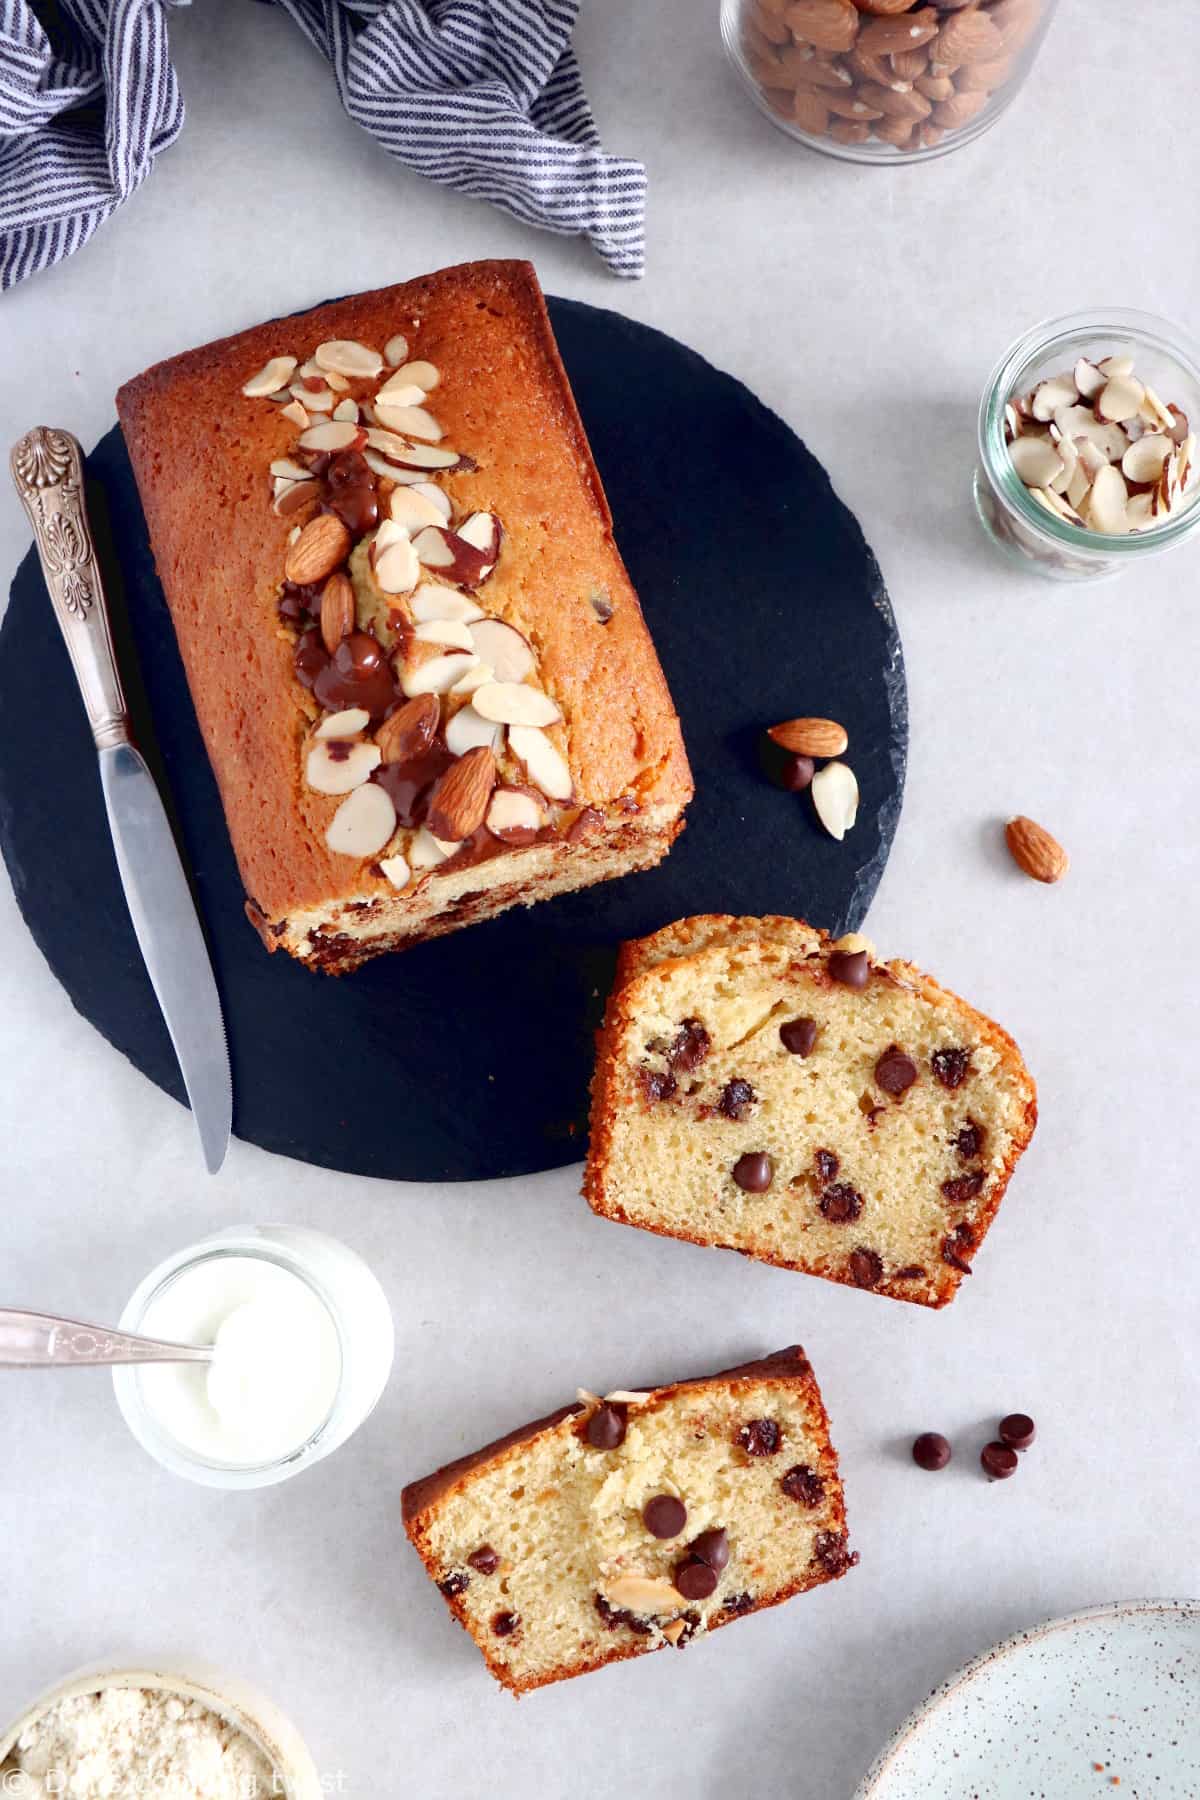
(0, 1308, 214, 1368)
(10, 426, 131, 752)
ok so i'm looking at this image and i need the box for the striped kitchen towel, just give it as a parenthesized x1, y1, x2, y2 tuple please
(0, 0, 647, 293)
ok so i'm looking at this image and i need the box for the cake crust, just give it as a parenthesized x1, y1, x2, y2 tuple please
(116, 261, 691, 965)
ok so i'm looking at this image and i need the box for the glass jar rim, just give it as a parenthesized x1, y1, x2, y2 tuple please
(979, 308, 1200, 557)
(115, 1240, 346, 1480)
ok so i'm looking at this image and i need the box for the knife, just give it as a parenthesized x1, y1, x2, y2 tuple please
(10, 426, 232, 1173)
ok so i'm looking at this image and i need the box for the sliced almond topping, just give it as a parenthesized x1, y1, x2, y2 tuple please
(363, 451, 429, 486)
(291, 381, 335, 413)
(379, 853, 412, 890)
(472, 682, 562, 728)
(374, 382, 427, 411)
(602, 1575, 685, 1614)
(410, 586, 485, 625)
(299, 420, 362, 453)
(412, 618, 477, 652)
(811, 760, 859, 840)
(412, 526, 495, 586)
(399, 651, 478, 699)
(1030, 374, 1078, 421)
(284, 513, 351, 585)
(445, 704, 505, 758)
(363, 428, 460, 471)
(1008, 434, 1064, 488)
(270, 457, 312, 482)
(457, 511, 502, 558)
(426, 746, 497, 842)
(409, 826, 450, 871)
(1095, 375, 1145, 424)
(410, 480, 452, 522)
(332, 398, 360, 424)
(242, 355, 298, 398)
(468, 619, 534, 684)
(384, 334, 410, 368)
(1121, 433, 1172, 486)
(315, 707, 370, 740)
(390, 487, 452, 535)
(305, 738, 381, 796)
(373, 403, 444, 442)
(372, 520, 420, 595)
(450, 661, 494, 697)
(272, 478, 320, 519)
(387, 359, 440, 393)
(314, 339, 383, 380)
(1081, 463, 1129, 534)
(486, 789, 545, 840)
(325, 783, 396, 858)
(509, 724, 572, 801)
(281, 399, 310, 430)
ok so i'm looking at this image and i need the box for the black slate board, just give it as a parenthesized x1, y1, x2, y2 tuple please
(0, 299, 906, 1181)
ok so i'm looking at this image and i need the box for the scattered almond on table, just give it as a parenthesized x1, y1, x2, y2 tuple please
(762, 716, 859, 841)
(1005, 815, 1068, 884)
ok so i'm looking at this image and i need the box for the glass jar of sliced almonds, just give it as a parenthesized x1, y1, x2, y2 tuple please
(721, 0, 1058, 162)
(975, 312, 1200, 582)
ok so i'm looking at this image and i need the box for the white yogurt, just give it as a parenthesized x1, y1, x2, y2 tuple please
(136, 1256, 342, 1467)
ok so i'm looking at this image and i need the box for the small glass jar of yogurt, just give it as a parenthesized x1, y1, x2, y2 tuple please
(113, 1225, 393, 1489)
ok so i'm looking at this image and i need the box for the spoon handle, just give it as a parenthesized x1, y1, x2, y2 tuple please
(0, 1309, 213, 1368)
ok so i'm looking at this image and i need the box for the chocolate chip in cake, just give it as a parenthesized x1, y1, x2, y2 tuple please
(954, 1120, 985, 1161)
(673, 1557, 719, 1600)
(594, 1594, 652, 1635)
(670, 1018, 711, 1072)
(781, 1464, 826, 1507)
(688, 1528, 730, 1571)
(780, 1017, 819, 1056)
(587, 1403, 628, 1450)
(467, 1545, 499, 1574)
(894, 1264, 926, 1281)
(912, 1432, 952, 1471)
(820, 1182, 864, 1223)
(828, 949, 870, 989)
(737, 1418, 781, 1457)
(732, 1151, 773, 1192)
(438, 1572, 469, 1597)
(941, 1223, 976, 1274)
(999, 1412, 1036, 1450)
(932, 1047, 972, 1089)
(491, 1610, 520, 1637)
(942, 1170, 986, 1204)
(814, 1148, 840, 1182)
(718, 1078, 757, 1121)
(638, 1067, 677, 1104)
(721, 1591, 754, 1615)
(813, 1531, 859, 1575)
(980, 1442, 1019, 1481)
(643, 1495, 687, 1539)
(848, 1247, 884, 1289)
(875, 1045, 918, 1096)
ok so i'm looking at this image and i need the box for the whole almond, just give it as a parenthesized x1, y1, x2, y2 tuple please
(768, 716, 849, 758)
(426, 745, 496, 842)
(932, 87, 987, 126)
(873, 113, 918, 146)
(858, 6, 939, 53)
(934, 6, 1004, 68)
(828, 91, 883, 119)
(847, 45, 899, 84)
(917, 121, 944, 146)
(786, 50, 856, 89)
(284, 512, 351, 585)
(915, 70, 954, 98)
(889, 44, 929, 78)
(854, 0, 920, 11)
(785, 0, 859, 52)
(375, 691, 439, 765)
(988, 0, 1041, 51)
(793, 89, 832, 131)
(752, 0, 793, 42)
(954, 53, 1014, 91)
(1005, 815, 1068, 884)
(859, 79, 931, 118)
(320, 571, 356, 655)
(830, 119, 871, 142)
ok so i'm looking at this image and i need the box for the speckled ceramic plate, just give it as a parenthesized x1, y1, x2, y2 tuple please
(855, 1600, 1200, 1800)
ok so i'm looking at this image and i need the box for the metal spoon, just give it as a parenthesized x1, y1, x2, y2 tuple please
(0, 1308, 213, 1369)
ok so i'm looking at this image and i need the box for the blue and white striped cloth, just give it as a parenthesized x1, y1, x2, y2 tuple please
(0, 0, 646, 292)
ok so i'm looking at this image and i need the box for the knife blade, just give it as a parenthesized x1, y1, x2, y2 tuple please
(10, 426, 232, 1172)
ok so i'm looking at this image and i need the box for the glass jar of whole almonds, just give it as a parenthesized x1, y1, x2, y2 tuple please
(721, 0, 1059, 162)
(975, 311, 1200, 582)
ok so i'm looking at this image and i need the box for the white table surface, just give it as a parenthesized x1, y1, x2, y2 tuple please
(3, 2, 1199, 1794)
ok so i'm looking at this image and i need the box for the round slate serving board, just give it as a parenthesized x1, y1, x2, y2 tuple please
(0, 299, 906, 1181)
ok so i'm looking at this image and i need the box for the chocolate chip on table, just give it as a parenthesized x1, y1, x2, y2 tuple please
(954, 1120, 985, 1160)
(732, 1151, 773, 1192)
(875, 1045, 918, 1096)
(848, 1247, 884, 1289)
(820, 1182, 864, 1223)
(688, 1528, 730, 1571)
(718, 1078, 757, 1121)
(932, 1047, 972, 1089)
(780, 1017, 819, 1056)
(587, 1403, 627, 1450)
(638, 1067, 677, 1104)
(643, 1495, 687, 1539)
(941, 1170, 986, 1203)
(912, 1432, 952, 1472)
(980, 1441, 1019, 1481)
(467, 1545, 499, 1575)
(438, 1572, 469, 1597)
(674, 1557, 719, 1600)
(813, 1531, 859, 1576)
(491, 1610, 520, 1637)
(814, 1147, 840, 1182)
(828, 948, 869, 989)
(781, 1464, 826, 1507)
(737, 1418, 781, 1457)
(999, 1413, 1036, 1450)
(670, 1017, 710, 1071)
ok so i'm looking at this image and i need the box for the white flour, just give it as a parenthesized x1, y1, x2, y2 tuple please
(0, 1686, 279, 1798)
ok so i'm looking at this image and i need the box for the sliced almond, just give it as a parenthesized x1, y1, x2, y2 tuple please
(299, 420, 362, 453)
(320, 571, 356, 655)
(372, 520, 420, 596)
(472, 682, 562, 728)
(390, 487, 452, 535)
(315, 707, 370, 740)
(272, 477, 320, 519)
(468, 619, 535, 683)
(486, 789, 545, 841)
(374, 380, 427, 409)
(1008, 434, 1064, 488)
(1121, 433, 1171, 486)
(1047, 432, 1078, 496)
(412, 526, 495, 587)
(410, 481, 452, 522)
(399, 651, 478, 699)
(1098, 354, 1134, 379)
(410, 586, 485, 625)
(601, 1575, 685, 1615)
(314, 339, 383, 380)
(384, 334, 410, 368)
(379, 853, 412, 890)
(412, 618, 477, 652)
(457, 512, 502, 558)
(409, 826, 450, 871)
(387, 359, 439, 392)
(325, 782, 396, 857)
(1075, 438, 1109, 482)
(445, 704, 505, 758)
(1168, 406, 1190, 447)
(363, 428, 460, 471)
(1126, 492, 1155, 529)
(332, 398, 360, 424)
(811, 760, 858, 840)
(281, 399, 309, 429)
(1003, 403, 1021, 442)
(1005, 815, 1068, 884)
(306, 738, 381, 796)
(450, 661, 494, 697)
(1081, 463, 1129, 534)
(1072, 358, 1105, 401)
(291, 381, 335, 413)
(1138, 384, 1176, 434)
(1095, 375, 1145, 424)
(1053, 405, 1127, 463)
(767, 716, 848, 757)
(285, 513, 351, 585)
(374, 403, 443, 443)
(271, 457, 312, 482)
(1030, 374, 1078, 421)
(242, 355, 298, 398)
(426, 746, 497, 842)
(509, 724, 572, 801)
(1028, 486, 1083, 525)
(1065, 461, 1092, 512)
(363, 451, 430, 486)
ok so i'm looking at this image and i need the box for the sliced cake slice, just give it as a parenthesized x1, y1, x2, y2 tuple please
(584, 915, 1038, 1307)
(401, 1346, 853, 1693)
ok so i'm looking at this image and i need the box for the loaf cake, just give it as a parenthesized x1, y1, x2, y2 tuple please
(584, 916, 1037, 1306)
(116, 261, 691, 972)
(401, 1346, 853, 1693)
